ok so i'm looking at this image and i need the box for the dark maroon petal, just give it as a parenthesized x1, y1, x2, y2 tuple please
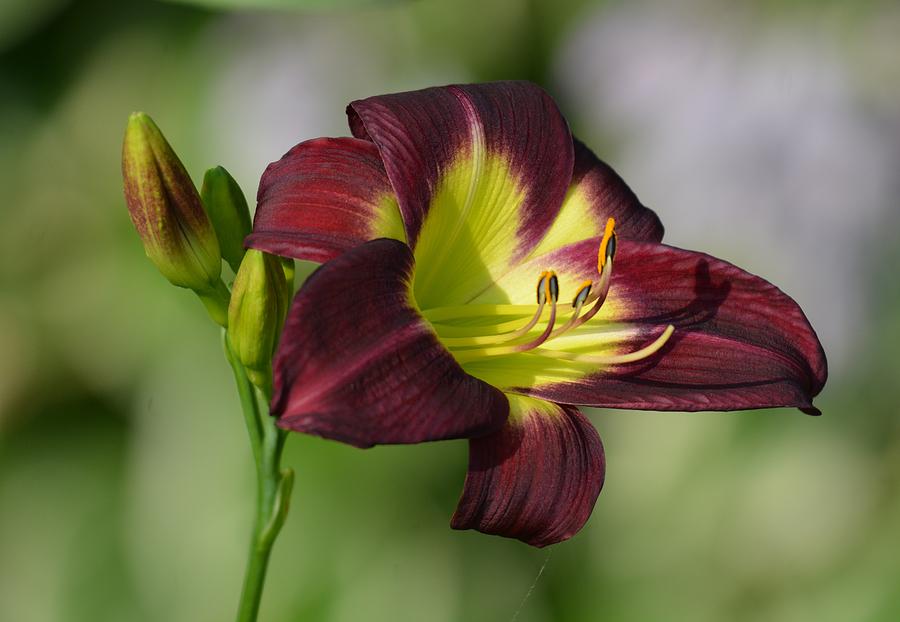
(246, 137, 404, 263)
(522, 240, 828, 414)
(571, 138, 664, 243)
(451, 395, 605, 547)
(346, 81, 574, 257)
(272, 238, 509, 448)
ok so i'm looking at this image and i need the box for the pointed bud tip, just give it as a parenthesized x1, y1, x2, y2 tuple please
(128, 111, 150, 124)
(124, 112, 160, 141)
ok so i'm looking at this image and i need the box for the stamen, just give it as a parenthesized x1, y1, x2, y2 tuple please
(537, 324, 675, 365)
(547, 272, 559, 304)
(433, 216, 661, 370)
(438, 271, 553, 347)
(569, 257, 613, 329)
(546, 280, 593, 340)
(597, 217, 617, 274)
(451, 272, 560, 362)
(514, 272, 558, 350)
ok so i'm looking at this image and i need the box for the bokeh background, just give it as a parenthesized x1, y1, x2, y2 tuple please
(2, 0, 899, 620)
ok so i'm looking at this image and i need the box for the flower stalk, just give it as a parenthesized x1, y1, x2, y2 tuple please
(123, 112, 294, 622)
(222, 235, 294, 622)
(225, 334, 293, 622)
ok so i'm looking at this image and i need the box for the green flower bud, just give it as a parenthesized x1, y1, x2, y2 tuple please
(122, 112, 221, 293)
(200, 166, 252, 274)
(228, 249, 290, 394)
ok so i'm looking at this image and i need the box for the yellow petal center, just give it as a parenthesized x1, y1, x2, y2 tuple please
(418, 218, 675, 385)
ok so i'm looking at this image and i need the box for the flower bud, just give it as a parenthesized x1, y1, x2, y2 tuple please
(228, 249, 290, 393)
(200, 166, 252, 274)
(122, 112, 221, 292)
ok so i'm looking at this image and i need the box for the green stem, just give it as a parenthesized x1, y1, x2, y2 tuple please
(224, 334, 262, 464)
(225, 335, 293, 622)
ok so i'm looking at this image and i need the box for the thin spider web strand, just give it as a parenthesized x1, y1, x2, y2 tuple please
(510, 550, 552, 622)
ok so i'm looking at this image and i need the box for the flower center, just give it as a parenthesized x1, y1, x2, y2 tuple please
(422, 218, 675, 369)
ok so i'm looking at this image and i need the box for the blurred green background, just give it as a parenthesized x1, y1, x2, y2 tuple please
(2, 0, 899, 620)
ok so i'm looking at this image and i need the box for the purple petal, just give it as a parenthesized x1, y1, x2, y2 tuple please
(569, 138, 664, 243)
(489, 138, 665, 290)
(247, 137, 404, 263)
(451, 395, 605, 547)
(517, 240, 828, 414)
(347, 81, 574, 260)
(272, 238, 509, 448)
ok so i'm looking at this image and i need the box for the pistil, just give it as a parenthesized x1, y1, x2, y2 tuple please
(537, 325, 675, 364)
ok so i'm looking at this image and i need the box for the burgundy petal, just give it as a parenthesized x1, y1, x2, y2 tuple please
(346, 81, 574, 257)
(272, 238, 509, 448)
(451, 395, 605, 547)
(246, 137, 404, 263)
(520, 240, 827, 414)
(570, 138, 664, 243)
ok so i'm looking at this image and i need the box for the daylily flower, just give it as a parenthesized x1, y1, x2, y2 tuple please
(247, 82, 827, 547)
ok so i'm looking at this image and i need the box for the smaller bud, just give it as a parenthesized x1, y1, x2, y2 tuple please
(227, 249, 290, 394)
(200, 166, 252, 274)
(122, 112, 221, 293)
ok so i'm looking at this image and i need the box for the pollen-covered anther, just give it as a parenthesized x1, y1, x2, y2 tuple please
(501, 271, 552, 342)
(572, 219, 618, 325)
(512, 270, 559, 351)
(572, 280, 593, 308)
(597, 217, 617, 275)
(547, 272, 560, 303)
(597, 217, 617, 274)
